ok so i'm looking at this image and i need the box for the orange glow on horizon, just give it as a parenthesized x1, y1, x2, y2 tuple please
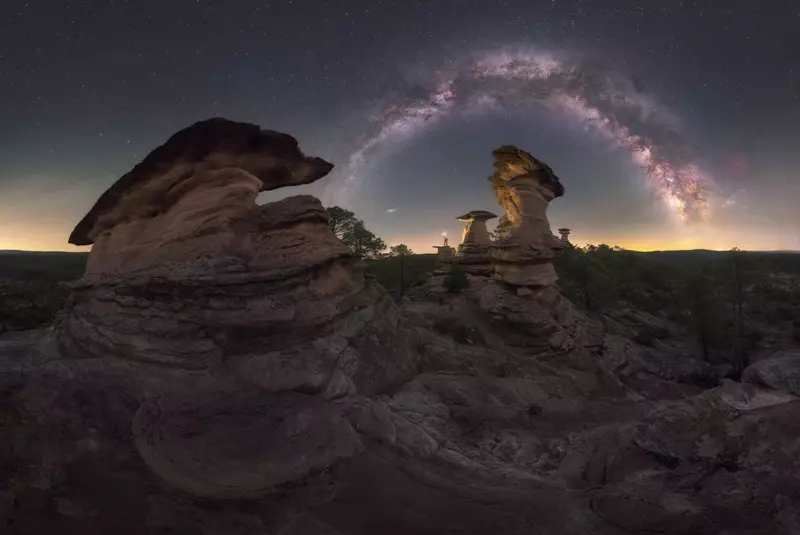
(2, 220, 794, 255)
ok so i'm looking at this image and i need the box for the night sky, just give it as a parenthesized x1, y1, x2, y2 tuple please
(1, 1, 799, 253)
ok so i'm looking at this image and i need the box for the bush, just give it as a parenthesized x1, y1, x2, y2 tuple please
(444, 263, 469, 292)
(365, 254, 437, 292)
(775, 304, 797, 322)
(633, 331, 656, 347)
(738, 328, 765, 351)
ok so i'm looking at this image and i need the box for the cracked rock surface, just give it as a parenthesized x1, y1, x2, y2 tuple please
(3, 121, 800, 534)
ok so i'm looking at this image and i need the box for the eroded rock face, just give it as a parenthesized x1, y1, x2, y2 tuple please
(432, 245, 455, 262)
(69, 118, 332, 248)
(5, 125, 800, 534)
(455, 210, 496, 277)
(743, 351, 800, 395)
(51, 118, 421, 504)
(488, 146, 565, 287)
(456, 211, 496, 256)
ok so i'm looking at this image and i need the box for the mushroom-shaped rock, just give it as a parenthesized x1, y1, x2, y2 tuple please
(69, 118, 333, 247)
(69, 118, 339, 279)
(456, 210, 499, 222)
(58, 119, 420, 394)
(488, 146, 565, 287)
(456, 210, 498, 248)
(455, 210, 497, 271)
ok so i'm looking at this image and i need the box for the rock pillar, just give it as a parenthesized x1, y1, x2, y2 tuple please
(488, 145, 565, 287)
(433, 245, 455, 262)
(455, 210, 497, 276)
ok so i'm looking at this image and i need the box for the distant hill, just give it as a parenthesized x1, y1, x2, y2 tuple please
(625, 249, 800, 255)
(0, 251, 89, 282)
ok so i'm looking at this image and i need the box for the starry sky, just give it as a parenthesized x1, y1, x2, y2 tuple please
(1, 0, 799, 253)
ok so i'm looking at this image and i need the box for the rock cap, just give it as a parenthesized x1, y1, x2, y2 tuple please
(456, 210, 498, 222)
(69, 118, 333, 245)
(489, 145, 564, 198)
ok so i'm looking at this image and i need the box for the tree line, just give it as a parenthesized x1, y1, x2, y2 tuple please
(554, 244, 800, 377)
(326, 206, 412, 258)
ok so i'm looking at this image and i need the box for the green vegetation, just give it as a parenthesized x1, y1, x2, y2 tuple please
(554, 244, 800, 373)
(388, 244, 413, 257)
(443, 263, 469, 292)
(0, 252, 88, 333)
(326, 206, 386, 258)
(365, 254, 437, 295)
(2, 241, 800, 367)
(366, 244, 800, 370)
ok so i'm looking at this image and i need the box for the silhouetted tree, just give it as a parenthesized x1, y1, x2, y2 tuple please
(326, 206, 386, 259)
(344, 221, 386, 259)
(489, 216, 510, 242)
(389, 244, 413, 297)
(326, 206, 357, 239)
(444, 263, 469, 292)
(730, 247, 748, 378)
(388, 244, 413, 257)
(682, 268, 731, 362)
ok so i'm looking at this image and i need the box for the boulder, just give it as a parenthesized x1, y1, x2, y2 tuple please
(743, 351, 800, 395)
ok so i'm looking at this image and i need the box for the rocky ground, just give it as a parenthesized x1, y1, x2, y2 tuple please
(2, 120, 800, 534)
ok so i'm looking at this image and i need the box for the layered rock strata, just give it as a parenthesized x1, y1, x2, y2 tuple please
(455, 210, 496, 276)
(432, 244, 455, 262)
(7, 125, 800, 534)
(54, 118, 422, 501)
(461, 146, 601, 351)
(488, 145, 565, 287)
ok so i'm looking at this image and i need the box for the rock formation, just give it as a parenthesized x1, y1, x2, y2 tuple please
(58, 120, 417, 387)
(437, 146, 598, 352)
(432, 245, 455, 262)
(52, 118, 421, 506)
(488, 145, 565, 287)
(4, 124, 800, 535)
(558, 227, 571, 244)
(743, 350, 800, 395)
(455, 210, 496, 275)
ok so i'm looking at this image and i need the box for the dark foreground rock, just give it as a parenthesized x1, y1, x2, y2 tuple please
(743, 351, 800, 395)
(3, 121, 800, 534)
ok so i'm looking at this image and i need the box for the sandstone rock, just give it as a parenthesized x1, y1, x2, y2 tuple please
(132, 390, 363, 499)
(58, 119, 418, 397)
(68, 118, 332, 248)
(456, 210, 496, 264)
(715, 379, 798, 411)
(6, 124, 800, 535)
(23, 119, 419, 513)
(487, 146, 565, 287)
(742, 351, 800, 395)
(478, 281, 603, 352)
(432, 245, 455, 263)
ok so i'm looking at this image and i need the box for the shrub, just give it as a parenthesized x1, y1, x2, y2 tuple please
(444, 263, 469, 292)
(775, 304, 797, 322)
(633, 331, 656, 347)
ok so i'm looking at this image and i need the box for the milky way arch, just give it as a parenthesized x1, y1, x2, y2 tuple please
(336, 48, 713, 222)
